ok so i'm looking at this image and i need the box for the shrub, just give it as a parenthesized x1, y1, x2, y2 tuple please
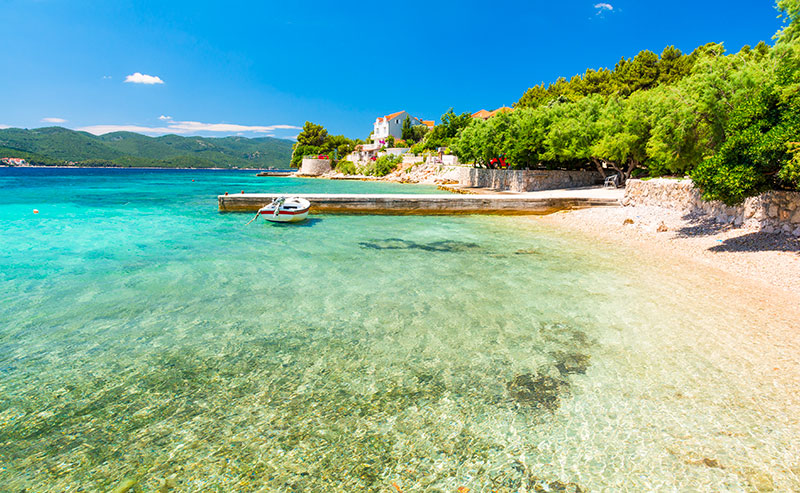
(335, 160, 357, 175)
(779, 142, 800, 187)
(363, 154, 402, 177)
(409, 142, 425, 155)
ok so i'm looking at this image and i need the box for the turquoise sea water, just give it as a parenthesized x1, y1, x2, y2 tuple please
(1, 168, 799, 491)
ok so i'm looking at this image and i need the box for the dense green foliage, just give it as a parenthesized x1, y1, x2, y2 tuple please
(454, 42, 772, 181)
(688, 2, 800, 204)
(334, 159, 358, 175)
(401, 116, 428, 144)
(447, 0, 800, 204)
(408, 108, 471, 153)
(290, 121, 362, 167)
(0, 127, 294, 168)
(333, 154, 401, 177)
(362, 154, 402, 177)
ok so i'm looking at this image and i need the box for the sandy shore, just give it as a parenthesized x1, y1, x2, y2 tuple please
(535, 204, 800, 297)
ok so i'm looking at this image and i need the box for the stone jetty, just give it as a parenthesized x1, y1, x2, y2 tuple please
(218, 189, 622, 214)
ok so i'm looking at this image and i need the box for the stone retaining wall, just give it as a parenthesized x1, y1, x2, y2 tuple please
(449, 168, 603, 192)
(623, 178, 800, 235)
(299, 158, 332, 176)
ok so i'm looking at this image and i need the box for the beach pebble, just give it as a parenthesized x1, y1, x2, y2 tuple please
(110, 479, 137, 493)
(746, 471, 775, 491)
(158, 474, 178, 492)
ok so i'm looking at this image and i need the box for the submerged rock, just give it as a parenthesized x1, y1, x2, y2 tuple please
(553, 352, 591, 376)
(491, 460, 586, 492)
(531, 477, 586, 492)
(506, 373, 567, 410)
(110, 478, 137, 493)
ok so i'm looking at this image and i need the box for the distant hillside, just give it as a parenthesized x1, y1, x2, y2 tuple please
(0, 127, 294, 168)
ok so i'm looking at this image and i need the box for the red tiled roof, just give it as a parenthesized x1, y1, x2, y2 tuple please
(380, 111, 405, 122)
(472, 107, 513, 119)
(488, 106, 513, 117)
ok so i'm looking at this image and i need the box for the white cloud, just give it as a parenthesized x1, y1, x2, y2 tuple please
(77, 120, 301, 136)
(0, 124, 10, 129)
(102, 75, 112, 80)
(42, 117, 67, 123)
(124, 72, 164, 85)
(165, 121, 300, 133)
(595, 3, 613, 11)
(158, 115, 172, 120)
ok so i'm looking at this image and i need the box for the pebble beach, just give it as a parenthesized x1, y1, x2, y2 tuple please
(537, 204, 800, 296)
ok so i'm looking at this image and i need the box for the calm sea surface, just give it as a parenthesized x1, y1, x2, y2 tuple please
(1, 167, 798, 491)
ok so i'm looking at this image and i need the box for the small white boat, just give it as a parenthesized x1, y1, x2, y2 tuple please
(257, 197, 310, 223)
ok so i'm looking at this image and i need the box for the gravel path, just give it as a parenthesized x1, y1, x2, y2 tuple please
(535, 205, 800, 297)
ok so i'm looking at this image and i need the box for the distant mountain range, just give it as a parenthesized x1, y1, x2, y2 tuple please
(0, 127, 294, 169)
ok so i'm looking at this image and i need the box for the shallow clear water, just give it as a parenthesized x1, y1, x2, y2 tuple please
(1, 168, 799, 491)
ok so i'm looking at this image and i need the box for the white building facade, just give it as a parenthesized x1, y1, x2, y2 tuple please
(373, 111, 424, 143)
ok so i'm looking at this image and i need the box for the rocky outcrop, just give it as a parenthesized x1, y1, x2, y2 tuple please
(623, 179, 800, 236)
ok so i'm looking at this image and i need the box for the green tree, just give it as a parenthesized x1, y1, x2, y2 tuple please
(657, 46, 695, 85)
(504, 107, 551, 168)
(410, 124, 429, 143)
(420, 108, 472, 150)
(691, 13, 800, 204)
(516, 83, 551, 108)
(592, 92, 654, 180)
(542, 95, 604, 169)
(296, 121, 327, 147)
(401, 116, 413, 140)
(291, 121, 329, 167)
(777, 0, 800, 43)
(614, 50, 660, 95)
(647, 44, 767, 175)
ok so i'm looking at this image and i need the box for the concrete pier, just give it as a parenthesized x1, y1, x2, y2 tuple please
(218, 189, 622, 214)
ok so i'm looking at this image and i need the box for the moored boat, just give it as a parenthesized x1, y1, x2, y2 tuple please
(258, 197, 310, 223)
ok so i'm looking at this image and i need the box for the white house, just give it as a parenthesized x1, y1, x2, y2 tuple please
(373, 111, 425, 143)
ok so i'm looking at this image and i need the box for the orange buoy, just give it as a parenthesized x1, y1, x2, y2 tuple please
(225, 192, 229, 195)
(241, 190, 244, 194)
(33, 209, 39, 214)
(192, 179, 195, 182)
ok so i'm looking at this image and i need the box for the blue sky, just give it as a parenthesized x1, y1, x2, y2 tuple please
(0, 0, 784, 140)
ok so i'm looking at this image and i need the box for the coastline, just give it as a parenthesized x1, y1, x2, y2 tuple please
(0, 165, 288, 171)
(9, 163, 799, 296)
(534, 204, 800, 298)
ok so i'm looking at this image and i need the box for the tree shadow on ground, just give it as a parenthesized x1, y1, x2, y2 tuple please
(708, 232, 800, 253)
(674, 214, 733, 238)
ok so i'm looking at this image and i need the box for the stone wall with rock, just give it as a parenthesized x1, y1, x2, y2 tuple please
(447, 167, 603, 192)
(299, 158, 332, 176)
(623, 178, 800, 236)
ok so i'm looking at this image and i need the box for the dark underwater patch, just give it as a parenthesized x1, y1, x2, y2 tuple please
(553, 352, 591, 376)
(490, 459, 587, 492)
(359, 238, 480, 252)
(506, 373, 567, 410)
